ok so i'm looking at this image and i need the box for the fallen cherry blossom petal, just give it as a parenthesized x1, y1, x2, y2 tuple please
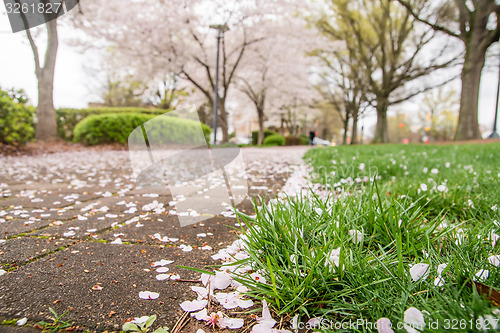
(256, 300, 277, 329)
(180, 299, 208, 312)
(219, 317, 244, 329)
(212, 271, 232, 290)
(139, 291, 159, 300)
(152, 260, 174, 267)
(191, 308, 208, 321)
(488, 255, 500, 267)
(434, 276, 445, 287)
(131, 316, 149, 324)
(307, 318, 321, 328)
(409, 263, 430, 282)
(376, 318, 394, 333)
(156, 267, 169, 274)
(403, 307, 425, 333)
(156, 274, 170, 281)
(437, 263, 448, 275)
(474, 269, 489, 282)
(291, 315, 299, 330)
(16, 318, 27, 326)
(348, 229, 363, 243)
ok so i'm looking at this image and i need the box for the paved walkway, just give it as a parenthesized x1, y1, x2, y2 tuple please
(0, 147, 309, 332)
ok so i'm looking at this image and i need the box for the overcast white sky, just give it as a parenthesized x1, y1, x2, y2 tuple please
(0, 9, 499, 136)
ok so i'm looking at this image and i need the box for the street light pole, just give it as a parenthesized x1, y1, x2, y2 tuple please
(210, 24, 229, 145)
(489, 54, 500, 139)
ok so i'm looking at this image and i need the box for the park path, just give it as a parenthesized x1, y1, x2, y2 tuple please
(0, 146, 309, 332)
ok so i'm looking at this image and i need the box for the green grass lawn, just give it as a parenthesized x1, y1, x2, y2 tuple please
(235, 143, 500, 332)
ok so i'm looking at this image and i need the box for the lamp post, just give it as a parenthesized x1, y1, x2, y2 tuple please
(489, 54, 500, 139)
(209, 24, 229, 145)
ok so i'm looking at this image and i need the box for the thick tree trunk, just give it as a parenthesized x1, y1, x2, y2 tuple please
(455, 45, 485, 141)
(373, 98, 388, 143)
(34, 19, 58, 141)
(351, 108, 359, 145)
(36, 71, 57, 140)
(257, 107, 265, 145)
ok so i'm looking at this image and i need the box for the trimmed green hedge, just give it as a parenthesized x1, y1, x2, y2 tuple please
(57, 107, 168, 141)
(263, 134, 285, 146)
(0, 92, 35, 145)
(251, 129, 278, 145)
(73, 113, 211, 146)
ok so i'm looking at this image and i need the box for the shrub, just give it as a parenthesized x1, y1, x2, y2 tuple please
(299, 134, 310, 145)
(73, 113, 211, 146)
(0, 92, 35, 145)
(263, 134, 285, 146)
(57, 107, 168, 141)
(285, 136, 304, 146)
(251, 129, 277, 145)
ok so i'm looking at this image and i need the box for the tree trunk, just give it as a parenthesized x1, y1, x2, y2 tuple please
(351, 108, 359, 145)
(257, 107, 265, 145)
(454, 44, 485, 141)
(373, 98, 389, 143)
(342, 115, 350, 145)
(34, 19, 58, 141)
(218, 99, 229, 142)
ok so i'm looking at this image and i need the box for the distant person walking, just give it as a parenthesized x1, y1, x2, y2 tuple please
(309, 128, 316, 145)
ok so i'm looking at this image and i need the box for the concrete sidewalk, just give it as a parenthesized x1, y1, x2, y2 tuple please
(0, 147, 309, 332)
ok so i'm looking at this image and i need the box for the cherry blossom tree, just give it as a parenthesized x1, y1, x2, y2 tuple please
(74, 0, 295, 142)
(235, 18, 314, 145)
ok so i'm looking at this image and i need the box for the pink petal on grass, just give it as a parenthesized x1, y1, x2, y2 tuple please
(376, 318, 394, 333)
(488, 255, 500, 267)
(437, 263, 448, 275)
(474, 269, 489, 282)
(403, 307, 425, 333)
(348, 229, 363, 243)
(139, 291, 159, 300)
(434, 276, 445, 287)
(409, 263, 429, 282)
(307, 318, 321, 328)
